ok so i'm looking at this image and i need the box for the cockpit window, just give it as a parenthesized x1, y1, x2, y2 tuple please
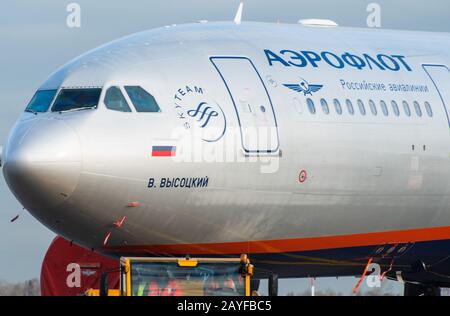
(125, 86, 161, 113)
(25, 90, 57, 113)
(104, 87, 131, 112)
(52, 88, 102, 112)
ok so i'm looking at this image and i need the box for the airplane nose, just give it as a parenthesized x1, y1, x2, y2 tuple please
(2, 119, 82, 210)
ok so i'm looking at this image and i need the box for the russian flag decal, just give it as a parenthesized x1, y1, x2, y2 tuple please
(152, 146, 176, 157)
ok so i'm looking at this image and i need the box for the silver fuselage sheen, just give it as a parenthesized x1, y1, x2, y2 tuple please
(3, 22, 450, 278)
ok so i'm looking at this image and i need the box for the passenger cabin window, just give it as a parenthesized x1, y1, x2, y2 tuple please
(52, 88, 102, 112)
(105, 87, 131, 112)
(346, 99, 354, 115)
(402, 101, 411, 117)
(357, 99, 366, 116)
(333, 99, 342, 115)
(380, 100, 389, 116)
(413, 101, 422, 117)
(368, 100, 377, 116)
(306, 98, 316, 114)
(125, 86, 161, 113)
(320, 99, 329, 114)
(391, 101, 400, 116)
(296, 97, 433, 121)
(424, 101, 433, 117)
(25, 89, 57, 113)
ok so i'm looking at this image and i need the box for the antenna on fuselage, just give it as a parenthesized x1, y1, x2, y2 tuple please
(10, 207, 26, 223)
(234, 2, 244, 24)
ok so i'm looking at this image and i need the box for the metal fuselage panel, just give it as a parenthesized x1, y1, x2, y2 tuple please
(4, 23, 450, 277)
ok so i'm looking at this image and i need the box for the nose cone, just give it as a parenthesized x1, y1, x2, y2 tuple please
(3, 119, 81, 210)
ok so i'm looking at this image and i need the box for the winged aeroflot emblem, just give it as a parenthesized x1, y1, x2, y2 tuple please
(283, 78, 323, 96)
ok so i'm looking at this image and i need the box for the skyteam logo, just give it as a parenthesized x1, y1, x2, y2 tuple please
(283, 78, 323, 96)
(173, 85, 226, 143)
(188, 102, 219, 128)
(187, 101, 226, 142)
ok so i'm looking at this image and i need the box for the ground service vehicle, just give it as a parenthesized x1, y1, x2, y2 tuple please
(87, 254, 254, 296)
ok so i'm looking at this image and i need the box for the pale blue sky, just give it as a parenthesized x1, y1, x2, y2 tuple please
(0, 0, 449, 294)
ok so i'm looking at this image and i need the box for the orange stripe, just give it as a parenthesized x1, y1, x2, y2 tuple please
(106, 225, 450, 255)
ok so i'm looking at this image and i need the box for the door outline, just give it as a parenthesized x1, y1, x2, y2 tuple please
(210, 56, 280, 154)
(422, 64, 450, 128)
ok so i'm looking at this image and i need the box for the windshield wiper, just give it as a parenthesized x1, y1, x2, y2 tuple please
(25, 109, 38, 115)
(57, 106, 97, 113)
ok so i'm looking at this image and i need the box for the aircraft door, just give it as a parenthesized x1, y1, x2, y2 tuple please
(210, 57, 279, 154)
(422, 64, 450, 127)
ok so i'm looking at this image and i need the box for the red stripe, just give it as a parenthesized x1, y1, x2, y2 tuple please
(105, 225, 450, 255)
(152, 151, 175, 157)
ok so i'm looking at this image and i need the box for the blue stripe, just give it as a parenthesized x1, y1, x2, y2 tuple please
(152, 146, 176, 152)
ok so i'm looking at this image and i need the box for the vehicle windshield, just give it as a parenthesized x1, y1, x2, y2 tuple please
(25, 89, 58, 113)
(52, 88, 102, 112)
(130, 262, 245, 296)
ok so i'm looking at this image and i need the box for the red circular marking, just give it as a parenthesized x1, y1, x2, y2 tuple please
(299, 170, 307, 183)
